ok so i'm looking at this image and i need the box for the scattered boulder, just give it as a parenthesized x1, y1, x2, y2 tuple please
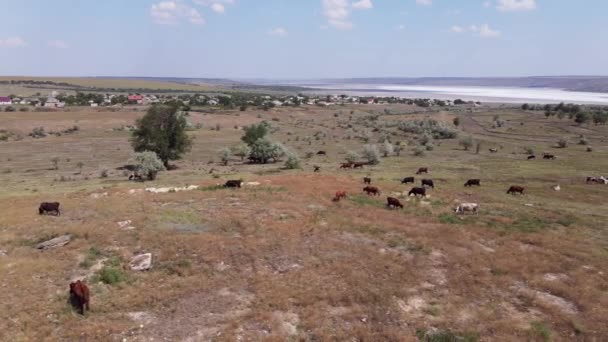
(129, 253, 152, 271)
(36, 234, 71, 250)
(117, 220, 135, 230)
(90, 192, 108, 199)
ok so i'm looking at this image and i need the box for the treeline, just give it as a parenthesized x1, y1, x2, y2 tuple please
(521, 102, 608, 125)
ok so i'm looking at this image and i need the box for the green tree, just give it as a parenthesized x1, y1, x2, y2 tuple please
(241, 122, 269, 146)
(574, 112, 590, 125)
(345, 151, 360, 163)
(131, 105, 192, 167)
(218, 147, 231, 166)
(363, 144, 381, 165)
(284, 151, 301, 169)
(249, 138, 285, 164)
(459, 136, 474, 151)
(230, 143, 251, 161)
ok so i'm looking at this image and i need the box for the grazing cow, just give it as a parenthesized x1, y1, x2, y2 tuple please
(353, 162, 366, 169)
(39, 202, 60, 216)
(507, 186, 525, 195)
(401, 177, 415, 184)
(223, 180, 242, 188)
(387, 197, 404, 209)
(527, 155, 536, 160)
(543, 154, 556, 160)
(333, 191, 347, 202)
(552, 185, 561, 191)
(317, 151, 327, 156)
(363, 177, 372, 184)
(128, 173, 143, 181)
(421, 179, 434, 188)
(363, 186, 380, 196)
(464, 179, 481, 187)
(416, 167, 428, 175)
(313, 166, 321, 173)
(489, 148, 498, 153)
(454, 203, 479, 215)
(408, 187, 426, 197)
(69, 280, 90, 315)
(340, 163, 353, 169)
(587, 176, 608, 184)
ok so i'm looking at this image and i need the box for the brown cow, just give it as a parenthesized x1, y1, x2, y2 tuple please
(332, 190, 347, 202)
(363, 177, 372, 184)
(421, 179, 434, 188)
(416, 167, 428, 175)
(507, 186, 525, 195)
(313, 165, 321, 172)
(69, 280, 90, 315)
(353, 162, 366, 169)
(39, 202, 60, 216)
(464, 179, 481, 187)
(408, 187, 426, 197)
(363, 186, 380, 196)
(340, 163, 353, 169)
(387, 197, 404, 209)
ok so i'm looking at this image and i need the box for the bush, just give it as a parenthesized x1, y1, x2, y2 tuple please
(100, 169, 109, 178)
(242, 122, 270, 146)
(30, 127, 47, 138)
(218, 147, 231, 165)
(130, 151, 166, 180)
(413, 146, 426, 157)
(398, 119, 458, 139)
(425, 144, 435, 151)
(557, 137, 568, 148)
(459, 136, 474, 151)
(95, 266, 125, 285)
(19, 107, 29, 112)
(381, 140, 394, 157)
(248, 138, 285, 164)
(587, 146, 593, 152)
(578, 136, 589, 145)
(284, 151, 301, 169)
(345, 151, 360, 163)
(452, 117, 460, 126)
(4, 106, 16, 112)
(230, 143, 251, 161)
(524, 146, 535, 155)
(362, 144, 381, 165)
(51, 157, 60, 170)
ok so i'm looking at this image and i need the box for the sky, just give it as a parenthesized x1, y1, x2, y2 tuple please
(1, 0, 607, 79)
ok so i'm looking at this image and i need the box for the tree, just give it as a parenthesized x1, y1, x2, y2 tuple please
(557, 137, 568, 148)
(345, 151, 360, 163)
(230, 143, 251, 161)
(249, 138, 285, 164)
(241, 122, 269, 146)
(574, 112, 590, 125)
(130, 151, 165, 180)
(218, 147, 231, 166)
(453, 117, 460, 127)
(76, 161, 84, 174)
(521, 103, 530, 110)
(362, 144, 381, 165)
(459, 136, 474, 151)
(131, 105, 192, 167)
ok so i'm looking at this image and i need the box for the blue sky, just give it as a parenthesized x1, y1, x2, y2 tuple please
(1, 0, 607, 78)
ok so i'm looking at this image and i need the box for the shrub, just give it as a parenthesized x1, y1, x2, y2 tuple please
(524, 146, 535, 155)
(345, 151, 360, 163)
(557, 137, 568, 148)
(242, 122, 270, 146)
(425, 144, 435, 151)
(130, 151, 166, 180)
(459, 136, 474, 151)
(398, 119, 458, 139)
(452, 117, 460, 126)
(95, 266, 125, 285)
(413, 146, 426, 157)
(218, 147, 231, 165)
(19, 107, 29, 112)
(51, 157, 60, 170)
(248, 138, 285, 164)
(578, 136, 589, 145)
(100, 168, 109, 178)
(30, 127, 47, 138)
(230, 143, 251, 161)
(381, 140, 394, 157)
(4, 106, 16, 112)
(284, 151, 301, 169)
(76, 161, 84, 174)
(362, 144, 381, 165)
(587, 146, 593, 152)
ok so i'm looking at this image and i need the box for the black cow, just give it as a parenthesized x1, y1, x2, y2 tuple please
(387, 197, 404, 209)
(313, 166, 321, 173)
(39, 202, 60, 216)
(224, 180, 243, 188)
(416, 167, 428, 175)
(363, 177, 372, 184)
(543, 154, 556, 160)
(527, 155, 536, 160)
(421, 179, 434, 188)
(489, 148, 498, 153)
(317, 151, 327, 156)
(408, 187, 426, 197)
(507, 186, 525, 195)
(401, 177, 415, 184)
(464, 179, 481, 187)
(363, 186, 380, 196)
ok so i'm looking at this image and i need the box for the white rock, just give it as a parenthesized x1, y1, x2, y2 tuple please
(90, 192, 108, 199)
(245, 182, 261, 187)
(129, 253, 152, 271)
(117, 220, 132, 228)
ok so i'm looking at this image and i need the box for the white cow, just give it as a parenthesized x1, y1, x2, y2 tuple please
(454, 203, 479, 215)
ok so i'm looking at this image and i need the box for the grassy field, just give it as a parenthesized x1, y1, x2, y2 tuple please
(0, 102, 607, 341)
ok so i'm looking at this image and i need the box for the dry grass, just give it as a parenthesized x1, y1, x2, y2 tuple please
(0, 103, 607, 340)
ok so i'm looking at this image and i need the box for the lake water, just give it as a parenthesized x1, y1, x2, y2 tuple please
(298, 83, 608, 105)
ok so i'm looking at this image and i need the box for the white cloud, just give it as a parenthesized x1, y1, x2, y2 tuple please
(352, 0, 373, 10)
(0, 36, 27, 47)
(269, 27, 288, 37)
(496, 0, 536, 12)
(450, 24, 501, 38)
(150, 1, 204, 25)
(322, 0, 373, 30)
(48, 40, 68, 49)
(450, 25, 465, 33)
(194, 0, 235, 14)
(416, 0, 432, 5)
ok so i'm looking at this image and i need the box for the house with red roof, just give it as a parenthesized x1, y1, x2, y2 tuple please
(127, 95, 144, 104)
(0, 96, 12, 105)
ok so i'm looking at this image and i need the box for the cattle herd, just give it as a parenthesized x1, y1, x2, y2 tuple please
(34, 157, 606, 316)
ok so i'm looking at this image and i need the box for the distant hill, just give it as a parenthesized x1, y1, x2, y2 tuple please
(317, 76, 608, 93)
